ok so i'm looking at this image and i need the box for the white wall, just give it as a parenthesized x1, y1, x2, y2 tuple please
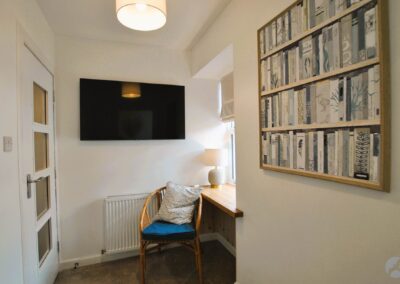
(0, 0, 55, 283)
(55, 35, 225, 265)
(191, 0, 400, 283)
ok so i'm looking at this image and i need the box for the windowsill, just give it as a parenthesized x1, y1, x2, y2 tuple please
(201, 184, 243, 218)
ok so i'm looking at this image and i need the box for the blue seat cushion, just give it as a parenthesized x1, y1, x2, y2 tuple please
(142, 221, 196, 241)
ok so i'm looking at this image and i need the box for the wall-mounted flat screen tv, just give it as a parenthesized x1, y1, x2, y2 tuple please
(80, 78, 185, 140)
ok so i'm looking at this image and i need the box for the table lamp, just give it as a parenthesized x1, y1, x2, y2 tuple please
(203, 148, 227, 189)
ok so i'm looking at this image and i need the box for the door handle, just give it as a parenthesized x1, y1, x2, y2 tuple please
(27, 174, 44, 199)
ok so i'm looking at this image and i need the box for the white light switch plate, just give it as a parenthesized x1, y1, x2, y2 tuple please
(3, 136, 12, 152)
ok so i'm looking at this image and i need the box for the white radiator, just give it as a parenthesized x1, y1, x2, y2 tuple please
(103, 193, 157, 254)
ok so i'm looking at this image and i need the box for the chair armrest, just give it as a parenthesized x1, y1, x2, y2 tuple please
(195, 194, 203, 236)
(139, 187, 165, 234)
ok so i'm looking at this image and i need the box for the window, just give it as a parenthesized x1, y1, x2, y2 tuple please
(219, 72, 236, 184)
(225, 121, 236, 184)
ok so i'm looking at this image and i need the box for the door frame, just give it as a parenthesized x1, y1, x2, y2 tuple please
(16, 24, 61, 281)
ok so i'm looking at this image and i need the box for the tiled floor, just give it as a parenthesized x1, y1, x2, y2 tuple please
(55, 240, 236, 284)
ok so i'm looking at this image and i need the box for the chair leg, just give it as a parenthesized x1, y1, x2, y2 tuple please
(140, 242, 146, 284)
(144, 248, 147, 271)
(195, 239, 203, 284)
(194, 242, 199, 272)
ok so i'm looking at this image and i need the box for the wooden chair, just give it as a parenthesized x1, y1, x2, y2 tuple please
(139, 186, 203, 284)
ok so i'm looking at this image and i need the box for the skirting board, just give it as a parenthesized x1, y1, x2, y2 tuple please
(59, 233, 235, 271)
(58, 249, 139, 271)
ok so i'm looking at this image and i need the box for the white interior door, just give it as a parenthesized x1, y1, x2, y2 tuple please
(19, 46, 58, 284)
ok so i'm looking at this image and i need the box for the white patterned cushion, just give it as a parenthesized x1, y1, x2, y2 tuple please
(153, 182, 201, 225)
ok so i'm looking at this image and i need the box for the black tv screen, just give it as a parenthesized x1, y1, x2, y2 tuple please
(80, 79, 185, 140)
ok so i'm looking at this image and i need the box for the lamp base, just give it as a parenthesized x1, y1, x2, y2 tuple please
(208, 167, 225, 189)
(210, 184, 221, 189)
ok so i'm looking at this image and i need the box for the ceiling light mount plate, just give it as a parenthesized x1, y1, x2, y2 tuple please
(116, 0, 167, 31)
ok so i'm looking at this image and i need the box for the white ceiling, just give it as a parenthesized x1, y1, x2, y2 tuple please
(36, 0, 231, 50)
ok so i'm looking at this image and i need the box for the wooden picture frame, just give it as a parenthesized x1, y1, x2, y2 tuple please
(257, 0, 390, 192)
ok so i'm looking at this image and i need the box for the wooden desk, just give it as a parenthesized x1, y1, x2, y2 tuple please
(200, 184, 243, 249)
(201, 184, 243, 218)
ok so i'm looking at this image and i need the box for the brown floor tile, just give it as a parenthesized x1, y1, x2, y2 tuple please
(55, 240, 235, 284)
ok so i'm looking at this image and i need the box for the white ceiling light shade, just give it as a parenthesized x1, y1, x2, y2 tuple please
(116, 0, 167, 31)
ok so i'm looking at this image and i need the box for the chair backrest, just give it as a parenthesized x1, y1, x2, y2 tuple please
(140, 186, 203, 235)
(155, 187, 166, 211)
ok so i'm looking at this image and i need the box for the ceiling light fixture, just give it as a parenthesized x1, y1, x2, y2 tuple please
(116, 0, 167, 31)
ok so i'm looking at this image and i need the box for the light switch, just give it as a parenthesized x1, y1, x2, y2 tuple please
(3, 136, 12, 152)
